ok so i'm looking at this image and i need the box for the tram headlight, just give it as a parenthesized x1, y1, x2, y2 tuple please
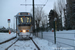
(22, 30, 26, 33)
(20, 30, 29, 33)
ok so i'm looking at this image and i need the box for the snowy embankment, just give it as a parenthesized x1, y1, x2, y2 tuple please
(0, 32, 16, 43)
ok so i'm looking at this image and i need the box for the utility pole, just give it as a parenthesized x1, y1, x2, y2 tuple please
(33, 0, 35, 35)
(54, 21, 56, 44)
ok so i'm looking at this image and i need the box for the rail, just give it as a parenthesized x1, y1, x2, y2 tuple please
(30, 37, 40, 50)
(5, 39, 18, 50)
(0, 36, 16, 44)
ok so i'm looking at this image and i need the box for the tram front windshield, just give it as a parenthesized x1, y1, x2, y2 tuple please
(19, 16, 31, 24)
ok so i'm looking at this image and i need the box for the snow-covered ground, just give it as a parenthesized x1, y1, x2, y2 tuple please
(8, 40, 38, 50)
(0, 37, 57, 50)
(0, 32, 57, 50)
(33, 38, 57, 50)
(0, 31, 74, 50)
(0, 38, 17, 50)
(0, 32, 16, 43)
(37, 30, 75, 50)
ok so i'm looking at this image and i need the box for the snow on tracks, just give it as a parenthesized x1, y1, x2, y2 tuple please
(30, 37, 40, 50)
(0, 33, 16, 43)
(5, 39, 18, 50)
(8, 40, 38, 50)
(0, 38, 17, 50)
(0, 36, 16, 44)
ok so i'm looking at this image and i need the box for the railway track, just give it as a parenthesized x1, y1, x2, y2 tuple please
(5, 39, 18, 50)
(4, 38, 40, 50)
(0, 36, 16, 45)
(30, 37, 40, 50)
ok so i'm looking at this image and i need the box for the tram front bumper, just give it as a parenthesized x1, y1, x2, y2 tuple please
(19, 32, 30, 38)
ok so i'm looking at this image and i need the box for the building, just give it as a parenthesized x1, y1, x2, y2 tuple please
(65, 0, 75, 29)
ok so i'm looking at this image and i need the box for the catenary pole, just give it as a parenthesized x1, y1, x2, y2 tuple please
(33, 0, 35, 35)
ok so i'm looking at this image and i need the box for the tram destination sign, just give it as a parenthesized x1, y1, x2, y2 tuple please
(20, 13, 29, 15)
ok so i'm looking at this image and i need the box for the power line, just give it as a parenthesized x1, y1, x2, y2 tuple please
(20, 4, 45, 6)
(20, 0, 48, 7)
(41, 0, 48, 10)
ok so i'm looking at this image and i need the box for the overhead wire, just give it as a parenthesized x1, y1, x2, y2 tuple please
(42, 0, 48, 9)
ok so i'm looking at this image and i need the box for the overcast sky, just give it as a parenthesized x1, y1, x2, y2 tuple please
(0, 0, 56, 28)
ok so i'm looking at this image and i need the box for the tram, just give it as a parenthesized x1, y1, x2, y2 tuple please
(15, 12, 33, 39)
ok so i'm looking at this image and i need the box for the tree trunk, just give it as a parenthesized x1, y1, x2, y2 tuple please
(35, 20, 38, 37)
(57, 17, 59, 31)
(60, 11, 63, 31)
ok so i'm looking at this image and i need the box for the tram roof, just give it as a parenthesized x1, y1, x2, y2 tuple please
(14, 12, 32, 18)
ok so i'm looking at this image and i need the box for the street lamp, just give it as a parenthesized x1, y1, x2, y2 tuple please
(54, 17, 57, 44)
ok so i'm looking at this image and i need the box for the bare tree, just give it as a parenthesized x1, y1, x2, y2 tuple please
(41, 12, 47, 28)
(31, 7, 46, 28)
(31, 7, 46, 36)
